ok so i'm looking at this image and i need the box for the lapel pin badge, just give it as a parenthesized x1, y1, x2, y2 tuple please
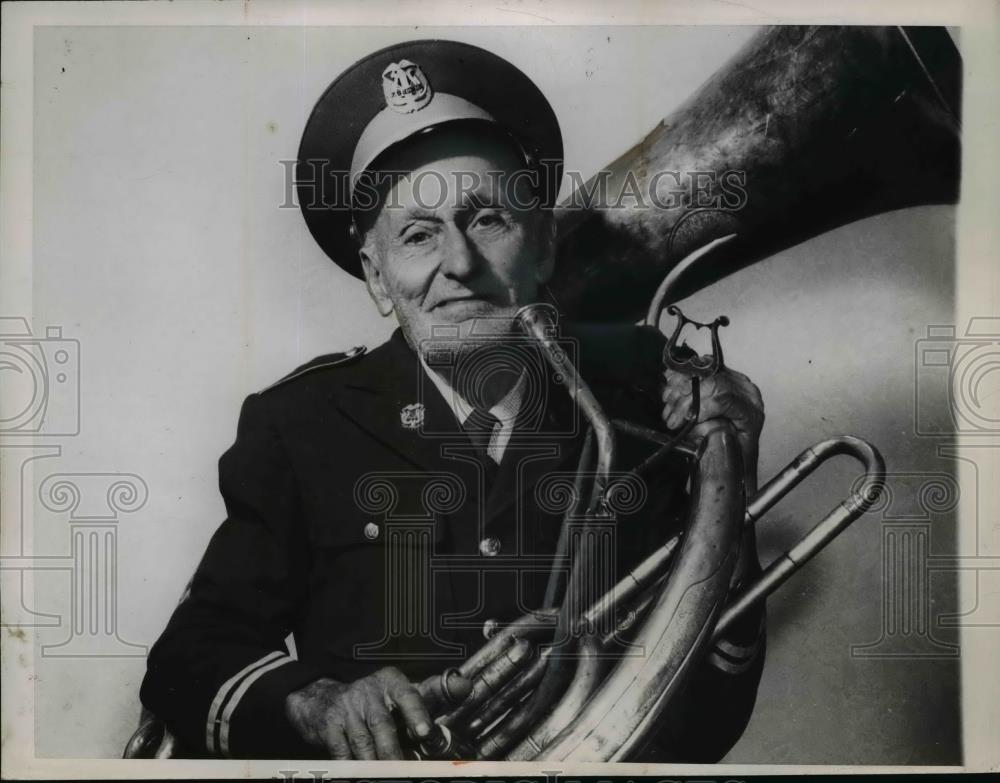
(400, 402, 425, 430)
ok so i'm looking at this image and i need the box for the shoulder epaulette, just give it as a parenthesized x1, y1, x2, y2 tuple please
(259, 345, 367, 393)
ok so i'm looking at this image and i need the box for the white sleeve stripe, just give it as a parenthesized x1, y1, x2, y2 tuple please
(205, 650, 285, 754)
(219, 655, 294, 757)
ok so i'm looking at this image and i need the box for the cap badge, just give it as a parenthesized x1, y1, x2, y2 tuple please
(382, 59, 433, 114)
(400, 402, 425, 430)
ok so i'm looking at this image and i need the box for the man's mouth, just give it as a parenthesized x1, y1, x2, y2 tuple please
(431, 294, 493, 311)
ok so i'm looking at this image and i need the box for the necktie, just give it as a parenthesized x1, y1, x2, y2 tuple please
(463, 408, 501, 485)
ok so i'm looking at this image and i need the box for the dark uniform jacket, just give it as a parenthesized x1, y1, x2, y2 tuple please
(140, 324, 765, 761)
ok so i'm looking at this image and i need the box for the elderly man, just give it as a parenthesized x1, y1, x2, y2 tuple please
(141, 40, 766, 761)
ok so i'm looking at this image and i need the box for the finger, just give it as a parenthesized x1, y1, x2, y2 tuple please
(700, 394, 764, 442)
(366, 707, 404, 760)
(345, 712, 377, 760)
(383, 672, 433, 740)
(661, 367, 685, 384)
(718, 372, 762, 410)
(718, 369, 764, 409)
(664, 396, 692, 430)
(323, 724, 352, 760)
(697, 372, 720, 400)
(661, 397, 678, 428)
(661, 384, 688, 406)
(444, 673, 473, 704)
(698, 391, 743, 423)
(696, 376, 737, 419)
(417, 671, 473, 714)
(661, 371, 692, 398)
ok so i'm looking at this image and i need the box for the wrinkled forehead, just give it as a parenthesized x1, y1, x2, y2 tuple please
(353, 123, 538, 230)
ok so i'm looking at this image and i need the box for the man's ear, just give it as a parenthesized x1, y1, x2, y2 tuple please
(360, 247, 394, 317)
(535, 211, 557, 284)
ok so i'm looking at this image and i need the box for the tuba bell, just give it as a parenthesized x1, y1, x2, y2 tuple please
(549, 25, 960, 321)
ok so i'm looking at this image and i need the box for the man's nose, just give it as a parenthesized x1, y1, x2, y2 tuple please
(439, 226, 479, 279)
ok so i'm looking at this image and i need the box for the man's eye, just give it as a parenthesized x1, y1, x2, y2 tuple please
(403, 230, 432, 246)
(472, 212, 506, 230)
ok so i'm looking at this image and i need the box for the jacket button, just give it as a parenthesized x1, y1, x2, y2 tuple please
(482, 619, 501, 639)
(479, 537, 501, 557)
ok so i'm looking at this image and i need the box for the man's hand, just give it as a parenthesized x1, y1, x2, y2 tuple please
(661, 365, 765, 487)
(662, 364, 765, 591)
(285, 667, 436, 760)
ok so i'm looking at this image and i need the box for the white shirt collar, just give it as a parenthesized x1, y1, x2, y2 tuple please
(419, 355, 526, 463)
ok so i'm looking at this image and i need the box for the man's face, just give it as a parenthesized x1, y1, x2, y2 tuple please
(358, 127, 555, 354)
